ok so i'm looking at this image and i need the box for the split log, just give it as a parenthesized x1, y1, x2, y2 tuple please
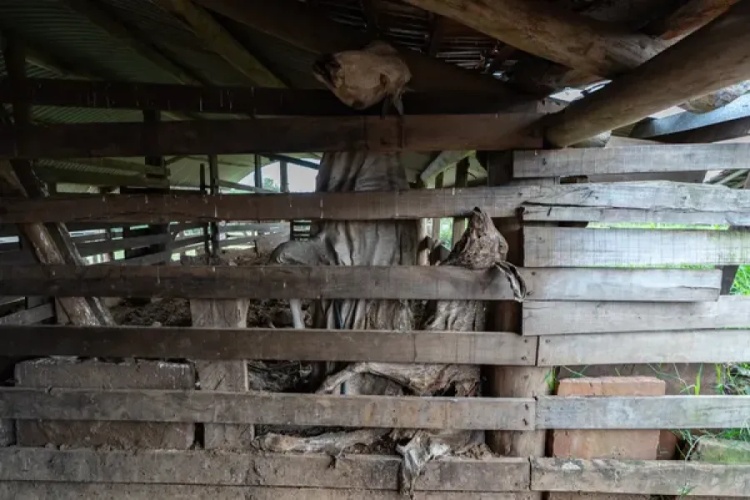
(544, 2, 750, 147)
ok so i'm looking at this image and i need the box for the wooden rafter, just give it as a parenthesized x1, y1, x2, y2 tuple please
(644, 0, 740, 40)
(154, 0, 286, 88)
(62, 0, 206, 85)
(191, 0, 528, 98)
(543, 2, 750, 147)
(0, 78, 540, 116)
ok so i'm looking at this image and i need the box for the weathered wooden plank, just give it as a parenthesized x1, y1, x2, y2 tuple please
(0, 388, 534, 430)
(0, 325, 536, 365)
(4, 182, 750, 224)
(0, 78, 537, 117)
(522, 205, 750, 225)
(0, 483, 527, 500)
(525, 227, 750, 267)
(76, 233, 171, 257)
(0, 265, 720, 302)
(532, 458, 750, 496)
(0, 114, 541, 158)
(0, 265, 518, 300)
(537, 330, 750, 366)
(523, 268, 720, 302)
(0, 448, 529, 492)
(537, 395, 750, 430)
(0, 303, 53, 326)
(513, 144, 750, 178)
(524, 296, 750, 335)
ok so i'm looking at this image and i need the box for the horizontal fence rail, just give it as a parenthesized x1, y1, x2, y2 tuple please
(0, 114, 541, 158)
(0, 449, 747, 497)
(0, 266, 722, 301)
(513, 144, 750, 178)
(0, 326, 536, 365)
(0, 388, 535, 431)
(525, 226, 750, 267)
(1, 389, 748, 430)
(3, 182, 750, 224)
(523, 296, 750, 335)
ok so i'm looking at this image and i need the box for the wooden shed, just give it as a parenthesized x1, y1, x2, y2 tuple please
(2, 0, 750, 498)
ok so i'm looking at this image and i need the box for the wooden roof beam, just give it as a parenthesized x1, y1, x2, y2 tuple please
(191, 0, 528, 98)
(543, 2, 750, 147)
(154, 0, 286, 88)
(644, 0, 740, 40)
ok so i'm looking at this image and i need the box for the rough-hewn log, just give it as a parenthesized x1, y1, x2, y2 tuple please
(0, 325, 536, 365)
(193, 0, 526, 98)
(155, 0, 285, 88)
(0, 114, 541, 158)
(644, 0, 740, 40)
(402, 0, 665, 78)
(0, 79, 542, 116)
(544, 2, 750, 147)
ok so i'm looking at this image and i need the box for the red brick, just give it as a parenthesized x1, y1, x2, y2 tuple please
(550, 377, 666, 500)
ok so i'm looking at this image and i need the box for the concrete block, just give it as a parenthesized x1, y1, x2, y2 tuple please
(692, 437, 750, 464)
(15, 358, 195, 449)
(551, 377, 666, 500)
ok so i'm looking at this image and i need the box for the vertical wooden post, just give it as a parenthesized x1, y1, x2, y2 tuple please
(486, 151, 549, 497)
(451, 158, 469, 247)
(190, 297, 252, 449)
(199, 163, 210, 258)
(254, 154, 263, 190)
(431, 172, 444, 245)
(280, 159, 290, 193)
(208, 154, 220, 257)
(143, 109, 169, 262)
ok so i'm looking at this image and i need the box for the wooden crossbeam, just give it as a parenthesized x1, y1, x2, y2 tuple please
(0, 325, 535, 365)
(513, 143, 750, 178)
(0, 78, 535, 116)
(3, 182, 748, 226)
(544, 2, 750, 146)
(0, 388, 534, 431)
(644, 0, 741, 40)
(0, 448, 528, 492)
(524, 295, 750, 335)
(0, 266, 720, 302)
(0, 114, 540, 158)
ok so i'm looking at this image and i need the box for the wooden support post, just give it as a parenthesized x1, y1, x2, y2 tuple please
(208, 154, 220, 258)
(143, 109, 170, 260)
(189, 297, 252, 449)
(451, 158, 469, 247)
(721, 174, 750, 294)
(486, 151, 549, 499)
(431, 172, 444, 245)
(1, 31, 112, 326)
(199, 163, 210, 257)
(279, 159, 289, 193)
(253, 154, 262, 190)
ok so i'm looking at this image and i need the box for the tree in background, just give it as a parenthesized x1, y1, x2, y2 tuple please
(263, 177, 280, 192)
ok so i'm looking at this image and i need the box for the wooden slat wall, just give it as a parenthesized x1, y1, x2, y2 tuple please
(513, 144, 750, 178)
(0, 266, 721, 301)
(525, 227, 750, 267)
(523, 296, 750, 335)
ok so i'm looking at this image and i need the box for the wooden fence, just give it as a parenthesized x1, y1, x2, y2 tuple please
(2, 144, 750, 497)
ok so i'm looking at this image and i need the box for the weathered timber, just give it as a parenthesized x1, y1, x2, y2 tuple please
(0, 265, 720, 302)
(0, 448, 530, 491)
(525, 227, 750, 267)
(644, 0, 740, 40)
(532, 458, 750, 496)
(538, 330, 750, 366)
(0, 78, 544, 116)
(0, 388, 535, 430)
(0, 115, 541, 158)
(544, 2, 750, 147)
(536, 395, 750, 429)
(630, 93, 750, 140)
(5, 182, 750, 224)
(513, 144, 750, 178)
(401, 0, 665, 78)
(0, 303, 53, 326)
(76, 233, 171, 257)
(522, 205, 750, 225)
(0, 325, 536, 365)
(524, 296, 750, 335)
(0, 483, 528, 500)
